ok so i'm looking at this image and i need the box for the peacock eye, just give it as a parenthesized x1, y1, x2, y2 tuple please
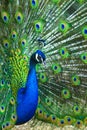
(0, 105, 5, 113)
(84, 29, 87, 34)
(20, 38, 27, 46)
(18, 37, 28, 53)
(39, 73, 47, 83)
(30, 0, 39, 9)
(61, 89, 71, 99)
(54, 66, 57, 70)
(6, 122, 10, 127)
(76, 120, 83, 128)
(58, 119, 65, 127)
(36, 24, 40, 29)
(23, 55, 28, 61)
(49, 115, 57, 123)
(3, 40, 10, 48)
(61, 24, 65, 30)
(59, 20, 70, 33)
(68, 118, 70, 121)
(45, 98, 52, 106)
(81, 52, 87, 64)
(62, 50, 65, 54)
(64, 116, 73, 125)
(1, 11, 9, 24)
(15, 11, 23, 24)
(22, 41, 24, 45)
(60, 47, 70, 59)
(52, 63, 62, 74)
(34, 20, 44, 33)
(11, 113, 17, 122)
(36, 107, 44, 119)
(52, 116, 56, 120)
(11, 31, 17, 41)
(60, 120, 64, 124)
(1, 80, 5, 86)
(32, 0, 35, 5)
(2, 123, 6, 129)
(10, 97, 15, 105)
(71, 75, 80, 86)
(73, 105, 81, 115)
(82, 25, 87, 39)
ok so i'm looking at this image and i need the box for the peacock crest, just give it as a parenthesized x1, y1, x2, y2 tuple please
(0, 0, 87, 129)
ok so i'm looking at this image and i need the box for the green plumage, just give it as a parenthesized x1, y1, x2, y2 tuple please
(0, 0, 87, 129)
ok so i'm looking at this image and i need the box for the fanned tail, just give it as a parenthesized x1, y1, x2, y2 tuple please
(0, 0, 87, 129)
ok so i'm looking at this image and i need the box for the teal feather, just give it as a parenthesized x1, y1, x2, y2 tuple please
(0, 0, 87, 129)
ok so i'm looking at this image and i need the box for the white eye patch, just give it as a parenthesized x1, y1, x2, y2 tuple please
(36, 53, 39, 62)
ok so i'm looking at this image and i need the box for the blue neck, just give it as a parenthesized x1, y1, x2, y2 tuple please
(16, 60, 38, 125)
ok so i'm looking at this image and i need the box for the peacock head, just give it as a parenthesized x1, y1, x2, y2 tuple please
(30, 50, 46, 65)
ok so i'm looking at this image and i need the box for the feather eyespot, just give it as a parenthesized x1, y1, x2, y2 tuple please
(6, 122, 10, 127)
(49, 115, 57, 124)
(21, 39, 27, 47)
(30, 0, 39, 9)
(23, 55, 28, 61)
(60, 47, 70, 59)
(36, 108, 44, 119)
(15, 11, 23, 24)
(81, 52, 87, 64)
(61, 89, 71, 99)
(11, 114, 17, 122)
(2, 123, 6, 130)
(58, 119, 65, 127)
(3, 40, 10, 48)
(45, 98, 52, 106)
(59, 20, 70, 33)
(10, 97, 15, 105)
(11, 31, 17, 40)
(1, 11, 9, 23)
(72, 75, 80, 86)
(82, 26, 87, 39)
(39, 73, 47, 83)
(0, 105, 5, 113)
(1, 80, 5, 86)
(64, 116, 73, 125)
(34, 20, 44, 33)
(52, 63, 62, 74)
(75, 120, 83, 128)
(73, 105, 81, 115)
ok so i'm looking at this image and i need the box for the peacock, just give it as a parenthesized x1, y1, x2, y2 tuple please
(0, 0, 87, 129)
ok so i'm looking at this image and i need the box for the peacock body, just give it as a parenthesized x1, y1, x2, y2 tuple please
(0, 0, 87, 129)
